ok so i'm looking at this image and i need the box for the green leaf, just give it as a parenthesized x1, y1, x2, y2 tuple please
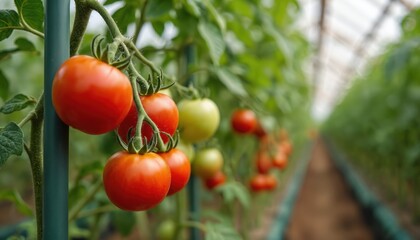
(15, 37, 36, 51)
(0, 122, 24, 166)
(0, 190, 33, 216)
(203, 0, 226, 32)
(14, 0, 44, 32)
(146, 1, 173, 20)
(0, 10, 20, 41)
(0, 94, 36, 114)
(183, 0, 201, 16)
(0, 70, 10, 101)
(198, 20, 225, 65)
(112, 211, 136, 236)
(215, 181, 251, 208)
(212, 67, 248, 97)
(205, 222, 242, 240)
(112, 5, 136, 35)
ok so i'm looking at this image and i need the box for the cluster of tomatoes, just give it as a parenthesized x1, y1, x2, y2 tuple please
(230, 108, 293, 193)
(51, 55, 222, 211)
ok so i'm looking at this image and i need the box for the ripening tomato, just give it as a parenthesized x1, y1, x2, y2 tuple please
(249, 174, 267, 192)
(118, 93, 178, 144)
(272, 150, 288, 170)
(264, 174, 277, 191)
(231, 109, 257, 134)
(256, 151, 272, 174)
(103, 151, 171, 211)
(253, 121, 267, 139)
(52, 55, 133, 134)
(204, 171, 226, 190)
(156, 219, 176, 240)
(193, 148, 224, 179)
(279, 140, 293, 156)
(178, 98, 220, 143)
(159, 149, 191, 195)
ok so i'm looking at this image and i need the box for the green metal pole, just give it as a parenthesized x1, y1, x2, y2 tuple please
(185, 44, 201, 240)
(43, 0, 70, 239)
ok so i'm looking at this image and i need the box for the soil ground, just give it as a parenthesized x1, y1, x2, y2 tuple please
(284, 140, 375, 240)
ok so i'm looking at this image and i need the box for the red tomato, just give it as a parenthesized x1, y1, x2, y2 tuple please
(256, 151, 272, 174)
(118, 93, 178, 144)
(103, 151, 171, 211)
(52, 55, 133, 134)
(231, 109, 257, 134)
(159, 149, 191, 195)
(253, 121, 267, 139)
(264, 174, 277, 191)
(204, 171, 226, 190)
(249, 174, 267, 192)
(272, 150, 288, 170)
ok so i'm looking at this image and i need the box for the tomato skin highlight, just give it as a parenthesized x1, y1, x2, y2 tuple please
(118, 93, 179, 143)
(178, 98, 220, 143)
(52, 55, 133, 135)
(193, 148, 224, 179)
(204, 171, 226, 190)
(159, 149, 191, 195)
(231, 109, 257, 134)
(103, 152, 171, 211)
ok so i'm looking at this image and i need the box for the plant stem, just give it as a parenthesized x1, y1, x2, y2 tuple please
(28, 99, 44, 240)
(85, 0, 123, 38)
(173, 190, 187, 240)
(70, 0, 93, 56)
(77, 204, 117, 219)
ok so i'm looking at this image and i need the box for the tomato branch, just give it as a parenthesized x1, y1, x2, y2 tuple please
(70, 0, 93, 56)
(132, 0, 149, 44)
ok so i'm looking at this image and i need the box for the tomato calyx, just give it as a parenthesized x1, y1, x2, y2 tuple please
(91, 35, 131, 70)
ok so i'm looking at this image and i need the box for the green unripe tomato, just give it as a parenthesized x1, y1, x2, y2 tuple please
(178, 98, 220, 143)
(193, 148, 224, 179)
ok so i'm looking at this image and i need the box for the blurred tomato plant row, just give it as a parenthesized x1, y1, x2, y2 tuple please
(0, 0, 313, 239)
(323, 8, 420, 224)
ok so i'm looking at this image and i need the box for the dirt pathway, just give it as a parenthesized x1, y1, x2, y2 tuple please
(284, 140, 375, 240)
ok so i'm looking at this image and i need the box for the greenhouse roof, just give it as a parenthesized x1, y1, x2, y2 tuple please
(300, 0, 420, 121)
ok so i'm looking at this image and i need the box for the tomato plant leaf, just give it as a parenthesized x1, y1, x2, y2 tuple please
(0, 10, 20, 41)
(211, 67, 248, 97)
(0, 70, 10, 101)
(0, 190, 33, 216)
(183, 0, 201, 16)
(198, 20, 225, 65)
(0, 122, 24, 166)
(15, 37, 36, 51)
(112, 5, 136, 35)
(14, 0, 44, 32)
(215, 181, 251, 208)
(203, 0, 226, 33)
(205, 222, 242, 240)
(0, 94, 36, 114)
(145, 1, 172, 20)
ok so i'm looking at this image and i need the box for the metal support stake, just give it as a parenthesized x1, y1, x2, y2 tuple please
(185, 44, 201, 240)
(43, 0, 70, 239)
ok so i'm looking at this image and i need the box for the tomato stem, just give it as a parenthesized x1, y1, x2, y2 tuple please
(71, 0, 93, 56)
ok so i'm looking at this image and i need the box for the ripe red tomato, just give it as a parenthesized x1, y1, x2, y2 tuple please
(256, 151, 272, 174)
(103, 151, 171, 211)
(272, 150, 288, 170)
(52, 55, 133, 134)
(193, 148, 223, 179)
(249, 174, 267, 192)
(159, 149, 191, 195)
(118, 93, 178, 144)
(178, 98, 220, 143)
(231, 109, 257, 134)
(253, 121, 267, 139)
(204, 171, 226, 190)
(264, 174, 277, 191)
(249, 174, 277, 192)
